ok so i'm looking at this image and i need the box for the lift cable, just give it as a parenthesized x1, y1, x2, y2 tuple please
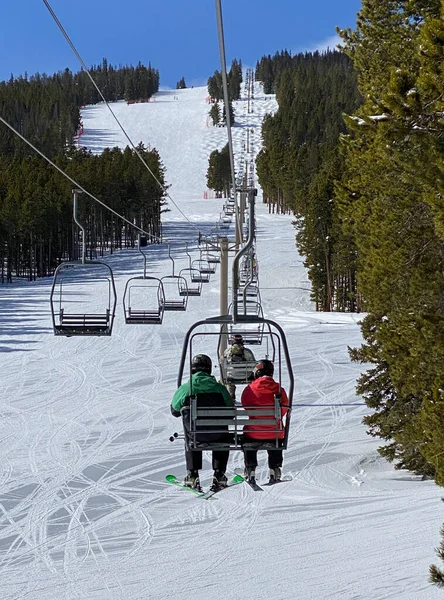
(42, 0, 205, 237)
(214, 0, 243, 247)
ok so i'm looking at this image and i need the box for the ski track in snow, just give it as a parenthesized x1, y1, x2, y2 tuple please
(0, 83, 442, 600)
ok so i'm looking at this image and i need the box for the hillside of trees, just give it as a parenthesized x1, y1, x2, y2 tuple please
(336, 0, 444, 482)
(207, 59, 242, 102)
(255, 49, 361, 311)
(335, 0, 444, 583)
(206, 59, 242, 128)
(0, 59, 165, 281)
(0, 59, 160, 158)
(0, 145, 166, 283)
(255, 2, 444, 581)
(255, 2, 444, 479)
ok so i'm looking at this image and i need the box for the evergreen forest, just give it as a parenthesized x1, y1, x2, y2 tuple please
(254, 1, 444, 583)
(255, 49, 361, 312)
(0, 59, 165, 282)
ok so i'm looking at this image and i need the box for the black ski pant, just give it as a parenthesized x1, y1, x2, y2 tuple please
(185, 449, 229, 472)
(243, 447, 283, 470)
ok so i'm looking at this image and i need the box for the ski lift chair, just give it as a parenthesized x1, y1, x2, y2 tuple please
(197, 256, 216, 275)
(200, 250, 219, 269)
(178, 268, 202, 297)
(172, 316, 293, 452)
(190, 260, 210, 283)
(206, 253, 220, 265)
(228, 300, 265, 345)
(122, 235, 166, 324)
(50, 189, 117, 337)
(161, 275, 188, 311)
(123, 279, 165, 324)
(160, 244, 189, 310)
(50, 261, 117, 336)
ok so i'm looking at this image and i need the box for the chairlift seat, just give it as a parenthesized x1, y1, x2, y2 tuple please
(123, 276, 165, 325)
(199, 265, 216, 274)
(161, 275, 189, 311)
(190, 266, 210, 283)
(180, 287, 201, 297)
(126, 309, 163, 324)
(163, 299, 187, 311)
(223, 359, 257, 384)
(229, 328, 264, 345)
(183, 395, 286, 451)
(238, 286, 259, 297)
(55, 310, 112, 336)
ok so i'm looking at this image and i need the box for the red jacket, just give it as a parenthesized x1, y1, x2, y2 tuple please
(241, 376, 289, 440)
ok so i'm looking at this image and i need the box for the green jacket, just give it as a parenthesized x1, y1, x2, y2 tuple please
(171, 371, 233, 415)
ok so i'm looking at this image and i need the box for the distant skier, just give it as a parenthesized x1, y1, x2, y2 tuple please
(241, 359, 289, 484)
(223, 334, 256, 400)
(171, 354, 233, 491)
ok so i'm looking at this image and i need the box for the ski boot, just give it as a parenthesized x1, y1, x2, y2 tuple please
(244, 467, 257, 484)
(184, 470, 203, 492)
(210, 470, 228, 492)
(268, 467, 282, 484)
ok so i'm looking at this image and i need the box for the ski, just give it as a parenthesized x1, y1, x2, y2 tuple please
(262, 475, 293, 487)
(244, 477, 264, 491)
(165, 474, 206, 497)
(232, 469, 263, 491)
(201, 475, 245, 499)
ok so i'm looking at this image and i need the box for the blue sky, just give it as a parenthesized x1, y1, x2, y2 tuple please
(2, 1, 362, 87)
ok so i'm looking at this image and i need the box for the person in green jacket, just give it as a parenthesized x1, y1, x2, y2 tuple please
(171, 354, 233, 491)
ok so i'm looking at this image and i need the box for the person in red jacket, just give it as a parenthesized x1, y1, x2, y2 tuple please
(241, 359, 289, 484)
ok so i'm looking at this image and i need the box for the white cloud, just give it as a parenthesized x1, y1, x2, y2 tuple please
(310, 33, 342, 52)
(293, 33, 342, 55)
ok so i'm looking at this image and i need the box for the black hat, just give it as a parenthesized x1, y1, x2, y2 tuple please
(253, 359, 274, 379)
(191, 354, 212, 374)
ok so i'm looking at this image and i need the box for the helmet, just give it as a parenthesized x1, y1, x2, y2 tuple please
(231, 334, 244, 345)
(253, 359, 274, 379)
(191, 354, 212, 374)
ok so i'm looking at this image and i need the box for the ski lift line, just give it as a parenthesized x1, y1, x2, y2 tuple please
(232, 190, 257, 320)
(292, 403, 366, 407)
(41, 0, 205, 238)
(215, 0, 243, 247)
(0, 114, 161, 242)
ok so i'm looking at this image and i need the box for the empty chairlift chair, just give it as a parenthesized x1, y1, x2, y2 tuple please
(122, 236, 166, 324)
(186, 244, 214, 284)
(206, 252, 220, 265)
(178, 267, 203, 296)
(201, 238, 221, 265)
(161, 244, 188, 311)
(190, 259, 211, 283)
(51, 262, 117, 336)
(50, 190, 117, 337)
(197, 251, 216, 274)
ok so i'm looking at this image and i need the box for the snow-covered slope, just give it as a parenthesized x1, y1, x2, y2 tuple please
(0, 83, 442, 600)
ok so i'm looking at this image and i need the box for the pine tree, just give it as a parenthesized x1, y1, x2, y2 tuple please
(222, 100, 235, 125)
(209, 102, 220, 126)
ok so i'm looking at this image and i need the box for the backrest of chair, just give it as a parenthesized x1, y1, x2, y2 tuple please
(194, 392, 227, 407)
